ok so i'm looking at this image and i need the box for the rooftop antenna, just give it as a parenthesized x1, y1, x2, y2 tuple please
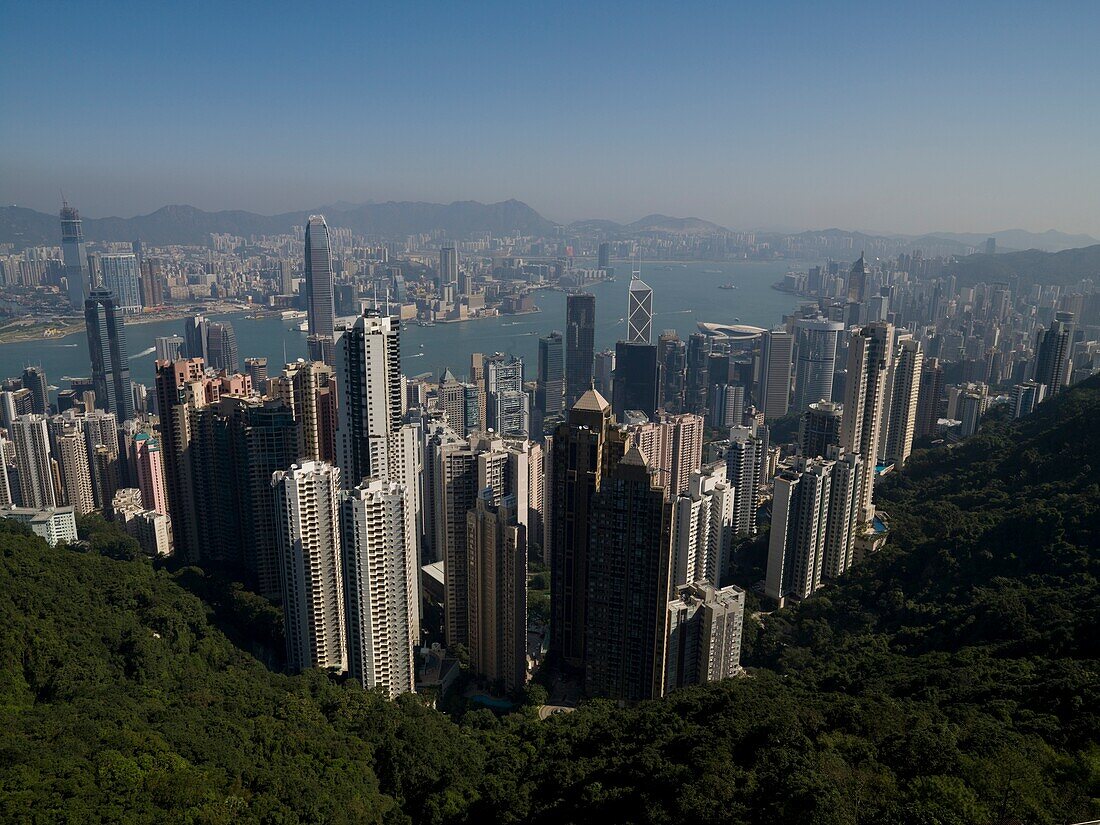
(282, 338, 287, 366)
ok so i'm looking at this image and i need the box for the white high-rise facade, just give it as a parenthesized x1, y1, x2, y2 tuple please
(839, 322, 895, 524)
(55, 423, 95, 515)
(664, 582, 745, 693)
(725, 425, 762, 537)
(767, 449, 865, 605)
(341, 478, 419, 698)
(759, 329, 795, 420)
(766, 458, 833, 603)
(672, 467, 735, 589)
(335, 312, 406, 486)
(880, 335, 923, 468)
(273, 461, 347, 673)
(11, 415, 56, 509)
(792, 317, 844, 413)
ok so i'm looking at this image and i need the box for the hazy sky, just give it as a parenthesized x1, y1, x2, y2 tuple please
(2, 1, 1098, 235)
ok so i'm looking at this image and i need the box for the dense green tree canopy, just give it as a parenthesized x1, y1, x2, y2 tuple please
(1, 377, 1098, 823)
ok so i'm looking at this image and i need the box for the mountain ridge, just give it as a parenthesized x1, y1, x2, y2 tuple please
(3, 200, 1094, 253)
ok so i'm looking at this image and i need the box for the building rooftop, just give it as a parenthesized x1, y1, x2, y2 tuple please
(572, 388, 610, 413)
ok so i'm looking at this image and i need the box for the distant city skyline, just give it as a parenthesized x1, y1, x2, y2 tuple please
(2, 2, 1098, 236)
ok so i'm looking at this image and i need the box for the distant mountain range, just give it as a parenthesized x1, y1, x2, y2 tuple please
(951, 243, 1100, 288)
(0, 198, 1095, 255)
(927, 229, 1098, 253)
(0, 200, 555, 247)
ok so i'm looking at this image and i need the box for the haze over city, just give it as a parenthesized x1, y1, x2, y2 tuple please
(1, 4, 1098, 823)
(3, 0, 1099, 235)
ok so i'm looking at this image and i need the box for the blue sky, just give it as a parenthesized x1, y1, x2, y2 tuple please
(2, 0, 1098, 234)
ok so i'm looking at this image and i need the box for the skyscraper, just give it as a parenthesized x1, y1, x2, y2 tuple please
(10, 415, 56, 509)
(21, 366, 49, 415)
(129, 432, 168, 515)
(269, 360, 336, 463)
(305, 215, 336, 344)
(1033, 311, 1075, 394)
(726, 425, 763, 537)
(565, 293, 596, 406)
(709, 384, 744, 429)
(914, 357, 945, 440)
(626, 412, 704, 500)
(154, 335, 184, 362)
(536, 331, 565, 428)
(99, 253, 143, 314)
(658, 330, 687, 413)
(627, 275, 654, 344)
(466, 490, 527, 692)
(880, 336, 923, 467)
(597, 241, 611, 271)
(273, 460, 347, 673)
(1010, 380, 1046, 418)
(584, 447, 672, 701)
(245, 357, 269, 394)
(440, 244, 458, 291)
(799, 400, 843, 459)
(438, 375, 482, 437)
(60, 201, 91, 309)
(549, 389, 627, 669)
(664, 582, 744, 693)
(54, 421, 95, 516)
(766, 458, 833, 604)
(182, 315, 209, 362)
(613, 341, 659, 419)
(486, 355, 528, 436)
(430, 430, 532, 649)
(342, 477, 419, 697)
(233, 400, 299, 597)
(684, 333, 712, 415)
(672, 466, 734, 588)
(847, 252, 869, 304)
(85, 289, 134, 422)
(207, 321, 240, 374)
(791, 318, 843, 413)
(839, 322, 894, 524)
(334, 313, 404, 486)
(759, 329, 794, 420)
(153, 358, 206, 560)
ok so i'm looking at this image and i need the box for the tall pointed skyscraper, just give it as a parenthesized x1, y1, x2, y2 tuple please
(627, 274, 653, 344)
(60, 201, 91, 309)
(847, 252, 869, 303)
(305, 215, 336, 342)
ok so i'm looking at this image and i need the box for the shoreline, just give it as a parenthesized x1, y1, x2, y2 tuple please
(0, 304, 258, 345)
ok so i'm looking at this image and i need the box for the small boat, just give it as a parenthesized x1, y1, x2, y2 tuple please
(719, 283, 737, 290)
(703, 269, 722, 274)
(419, 343, 425, 348)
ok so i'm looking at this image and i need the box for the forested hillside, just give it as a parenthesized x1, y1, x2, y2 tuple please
(1, 378, 1098, 823)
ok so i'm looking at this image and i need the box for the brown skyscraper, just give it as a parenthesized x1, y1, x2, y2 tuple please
(584, 447, 673, 700)
(549, 388, 627, 669)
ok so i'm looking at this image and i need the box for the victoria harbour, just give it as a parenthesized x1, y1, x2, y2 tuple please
(0, 260, 805, 393)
